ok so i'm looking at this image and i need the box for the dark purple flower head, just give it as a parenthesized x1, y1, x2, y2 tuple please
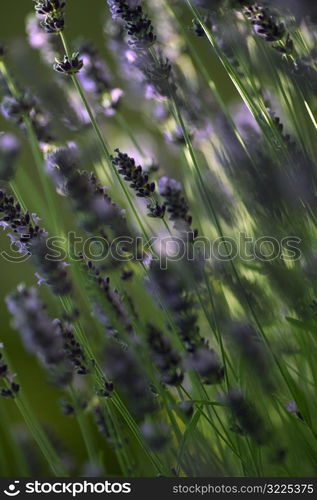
(112, 148, 155, 197)
(143, 54, 176, 98)
(185, 347, 224, 385)
(46, 144, 79, 178)
(40, 14, 65, 34)
(104, 342, 156, 417)
(0, 190, 72, 295)
(93, 405, 113, 445)
(245, 5, 285, 42)
(47, 145, 130, 236)
(107, 1, 156, 49)
(111, 149, 165, 217)
(106, 2, 176, 100)
(107, 0, 131, 20)
(87, 261, 133, 334)
(34, 0, 66, 15)
(158, 176, 197, 237)
(189, 16, 212, 37)
(147, 323, 184, 386)
(0, 343, 20, 398)
(1, 92, 54, 144)
(1, 94, 34, 123)
(150, 263, 202, 354)
(55, 320, 89, 375)
(34, 0, 66, 33)
(54, 53, 83, 75)
(226, 388, 268, 444)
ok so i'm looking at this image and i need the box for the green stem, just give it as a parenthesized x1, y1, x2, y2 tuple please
(0, 404, 27, 475)
(1, 348, 67, 476)
(0, 61, 59, 236)
(9, 180, 28, 213)
(168, 85, 301, 406)
(23, 118, 60, 236)
(106, 402, 131, 476)
(58, 295, 165, 474)
(15, 394, 67, 476)
(59, 32, 150, 241)
(115, 112, 147, 159)
(161, 0, 254, 162)
(180, 385, 245, 465)
(184, 1, 291, 158)
(68, 386, 99, 467)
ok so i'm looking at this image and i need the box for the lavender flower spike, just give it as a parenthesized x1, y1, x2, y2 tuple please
(6, 285, 72, 387)
(158, 176, 197, 237)
(112, 149, 165, 218)
(33, 0, 66, 34)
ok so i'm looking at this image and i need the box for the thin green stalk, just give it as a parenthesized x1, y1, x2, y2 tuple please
(2, 348, 67, 476)
(9, 180, 28, 213)
(115, 112, 147, 159)
(58, 295, 166, 475)
(60, 32, 230, 397)
(183, 1, 293, 158)
(111, 394, 166, 474)
(167, 83, 306, 408)
(161, 0, 254, 162)
(60, 283, 134, 473)
(23, 118, 60, 236)
(8, 391, 67, 475)
(59, 32, 150, 241)
(0, 61, 59, 236)
(143, 46, 237, 390)
(0, 404, 29, 475)
(106, 403, 131, 476)
(201, 270, 235, 387)
(168, 89, 260, 344)
(150, 5, 316, 376)
(180, 385, 245, 466)
(175, 405, 203, 475)
(68, 386, 99, 467)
